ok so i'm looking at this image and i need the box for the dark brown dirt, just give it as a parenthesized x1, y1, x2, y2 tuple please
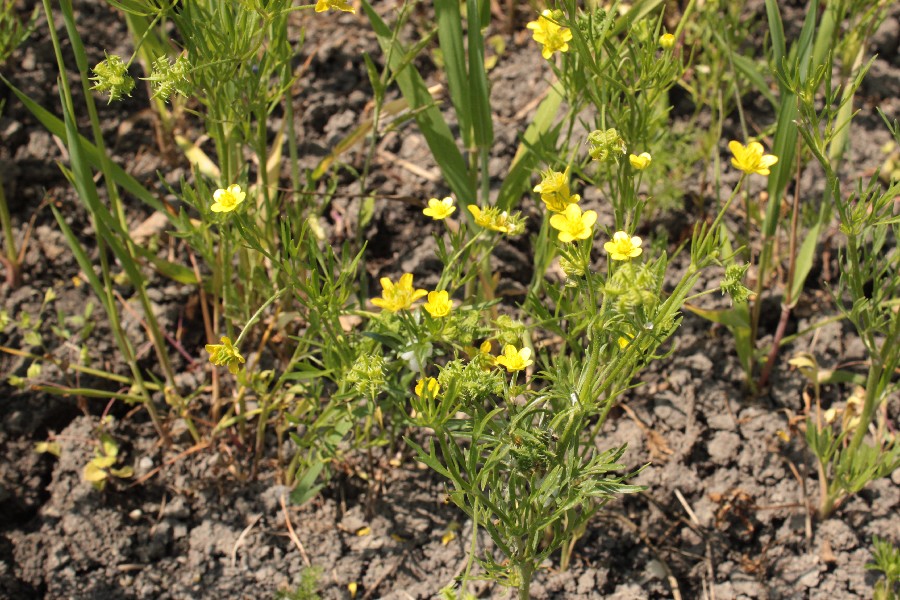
(1, 1, 899, 599)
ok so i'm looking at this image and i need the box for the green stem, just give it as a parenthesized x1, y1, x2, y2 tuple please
(480, 146, 490, 206)
(0, 176, 17, 264)
(517, 562, 533, 600)
(846, 361, 882, 456)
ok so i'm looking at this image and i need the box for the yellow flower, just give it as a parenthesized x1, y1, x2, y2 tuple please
(415, 377, 440, 398)
(604, 231, 643, 261)
(371, 273, 428, 312)
(205, 336, 245, 374)
(549, 203, 597, 243)
(526, 10, 573, 60)
(659, 33, 675, 49)
(423, 197, 456, 220)
(211, 184, 246, 213)
(494, 344, 533, 372)
(423, 290, 452, 318)
(618, 333, 634, 349)
(629, 152, 652, 170)
(468, 205, 521, 234)
(315, 0, 355, 13)
(534, 168, 580, 213)
(464, 340, 495, 370)
(728, 140, 778, 176)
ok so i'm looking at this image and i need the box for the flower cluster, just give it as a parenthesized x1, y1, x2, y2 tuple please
(535, 168, 598, 243)
(534, 168, 580, 213)
(370, 274, 455, 319)
(535, 159, 643, 258)
(526, 10, 573, 60)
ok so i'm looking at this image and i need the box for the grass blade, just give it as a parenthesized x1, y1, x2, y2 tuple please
(497, 84, 563, 211)
(765, 0, 785, 75)
(1, 76, 168, 214)
(434, 0, 472, 148)
(360, 0, 473, 203)
(466, 0, 493, 151)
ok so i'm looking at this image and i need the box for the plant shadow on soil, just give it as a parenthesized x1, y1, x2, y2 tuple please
(1, 1, 899, 598)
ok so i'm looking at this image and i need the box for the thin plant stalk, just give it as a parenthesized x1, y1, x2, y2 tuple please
(0, 176, 20, 284)
(42, 0, 170, 443)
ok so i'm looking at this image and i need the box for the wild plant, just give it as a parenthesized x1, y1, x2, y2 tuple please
(0, 0, 38, 285)
(4, 0, 896, 597)
(686, 0, 892, 392)
(798, 108, 900, 518)
(868, 536, 900, 600)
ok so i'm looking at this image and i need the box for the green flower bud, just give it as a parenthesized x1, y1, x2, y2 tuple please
(720, 263, 752, 304)
(587, 128, 627, 162)
(146, 55, 192, 102)
(90, 53, 135, 103)
(346, 354, 385, 398)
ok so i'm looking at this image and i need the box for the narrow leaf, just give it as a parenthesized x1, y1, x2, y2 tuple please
(360, 0, 473, 202)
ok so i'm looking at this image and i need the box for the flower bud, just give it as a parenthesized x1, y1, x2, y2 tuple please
(90, 53, 135, 103)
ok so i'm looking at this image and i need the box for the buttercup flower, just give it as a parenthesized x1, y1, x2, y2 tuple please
(211, 184, 246, 213)
(423, 290, 452, 318)
(629, 152, 652, 170)
(467, 205, 523, 235)
(534, 168, 579, 213)
(549, 203, 597, 243)
(464, 340, 495, 370)
(371, 273, 428, 312)
(659, 33, 675, 49)
(205, 336, 245, 374)
(423, 197, 456, 220)
(728, 140, 778, 176)
(526, 10, 573, 60)
(604, 231, 643, 261)
(315, 0, 355, 13)
(415, 377, 440, 398)
(495, 344, 533, 372)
